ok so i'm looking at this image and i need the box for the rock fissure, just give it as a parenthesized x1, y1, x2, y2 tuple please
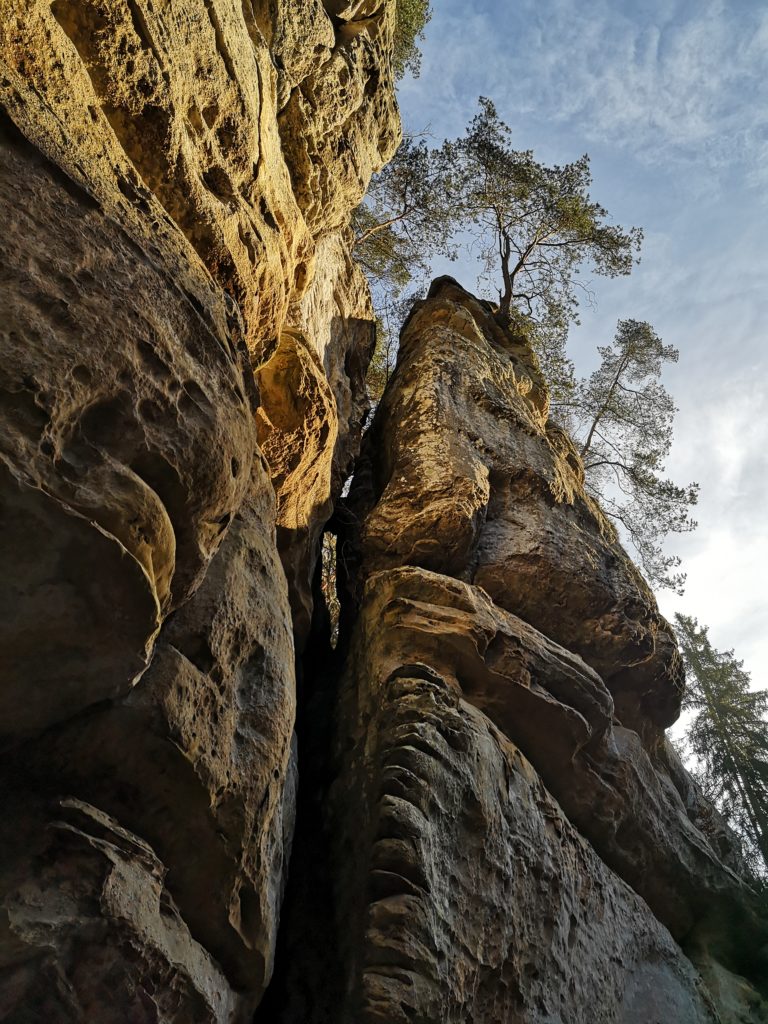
(2, 4, 767, 1022)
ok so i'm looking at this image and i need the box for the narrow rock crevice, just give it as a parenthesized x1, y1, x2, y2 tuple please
(2, 2, 767, 1021)
(254, 540, 351, 1024)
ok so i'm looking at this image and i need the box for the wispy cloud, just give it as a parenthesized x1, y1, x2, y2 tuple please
(403, 0, 768, 183)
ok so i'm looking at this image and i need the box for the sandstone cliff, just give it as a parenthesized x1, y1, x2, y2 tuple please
(1, 3, 767, 1022)
(1, 0, 395, 1017)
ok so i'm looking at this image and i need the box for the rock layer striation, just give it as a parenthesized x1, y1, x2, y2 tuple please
(324, 279, 768, 1022)
(2, 5, 767, 1024)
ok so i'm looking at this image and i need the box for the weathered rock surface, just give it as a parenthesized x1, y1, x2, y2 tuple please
(0, 798, 247, 1024)
(2, 480, 297, 1002)
(347, 277, 684, 739)
(341, 569, 764, 967)
(1, 0, 398, 1013)
(1, 0, 398, 642)
(0, 0, 398, 354)
(257, 231, 376, 640)
(0, 113, 258, 742)
(316, 571, 722, 1023)
(330, 282, 768, 1021)
(277, 4, 399, 236)
(3, 0, 767, 1020)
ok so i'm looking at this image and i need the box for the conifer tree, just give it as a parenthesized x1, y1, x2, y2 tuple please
(351, 137, 454, 401)
(674, 613, 768, 874)
(393, 0, 433, 79)
(440, 98, 642, 330)
(563, 319, 699, 592)
(352, 106, 699, 588)
(352, 136, 455, 299)
(352, 99, 642, 400)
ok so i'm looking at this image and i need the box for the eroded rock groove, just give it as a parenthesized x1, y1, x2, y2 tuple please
(1, 3, 766, 1022)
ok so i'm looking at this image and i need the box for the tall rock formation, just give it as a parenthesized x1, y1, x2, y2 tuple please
(1, 0, 397, 1018)
(1, 5, 767, 1024)
(317, 280, 768, 1021)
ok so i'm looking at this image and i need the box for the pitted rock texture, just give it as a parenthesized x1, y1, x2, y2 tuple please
(1, 0, 398, 641)
(347, 277, 683, 738)
(0, 798, 247, 1024)
(277, 5, 398, 236)
(1, 0, 400, 1011)
(338, 569, 764, 967)
(0, 114, 258, 741)
(318, 570, 721, 1024)
(2, 481, 297, 999)
(0, 0, 398, 354)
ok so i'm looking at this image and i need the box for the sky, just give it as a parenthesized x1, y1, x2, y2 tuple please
(395, 0, 768, 690)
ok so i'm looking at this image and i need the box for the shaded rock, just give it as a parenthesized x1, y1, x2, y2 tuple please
(656, 736, 750, 876)
(690, 957, 768, 1024)
(347, 277, 683, 737)
(346, 568, 764, 963)
(0, 798, 248, 1023)
(5, 482, 297, 996)
(323, 1, 384, 23)
(258, 231, 376, 640)
(0, 0, 400, 1012)
(1, 0, 395, 644)
(293, 232, 376, 478)
(0, 114, 257, 742)
(256, 329, 338, 642)
(318, 575, 721, 1023)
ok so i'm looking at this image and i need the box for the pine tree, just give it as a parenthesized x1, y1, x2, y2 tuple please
(392, 0, 433, 79)
(351, 137, 456, 402)
(674, 613, 768, 874)
(562, 319, 699, 592)
(352, 136, 455, 298)
(440, 98, 642, 330)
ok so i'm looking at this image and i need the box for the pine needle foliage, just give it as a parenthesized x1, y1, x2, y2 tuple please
(562, 319, 699, 592)
(352, 136, 455, 294)
(441, 98, 642, 332)
(393, 0, 432, 79)
(674, 613, 768, 875)
(351, 136, 453, 402)
(351, 104, 696, 590)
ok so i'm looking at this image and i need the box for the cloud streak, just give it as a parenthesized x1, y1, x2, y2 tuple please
(404, 0, 768, 185)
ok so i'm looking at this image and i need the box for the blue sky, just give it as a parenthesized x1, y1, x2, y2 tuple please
(396, 0, 768, 686)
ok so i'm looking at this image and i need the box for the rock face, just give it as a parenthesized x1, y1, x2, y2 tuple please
(1, 0, 396, 1016)
(324, 280, 768, 1022)
(0, 115, 259, 741)
(337, 569, 755, 944)
(257, 231, 376, 641)
(348, 278, 684, 739)
(2, 5, 768, 1023)
(1, 0, 398, 647)
(3, 486, 297, 996)
(324, 577, 721, 1024)
(1, 0, 397, 354)
(0, 798, 244, 1024)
